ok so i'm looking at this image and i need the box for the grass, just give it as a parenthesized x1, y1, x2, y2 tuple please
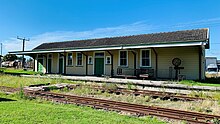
(179, 80, 220, 87)
(0, 92, 165, 124)
(53, 85, 220, 116)
(3, 68, 39, 75)
(0, 75, 75, 88)
(0, 75, 219, 123)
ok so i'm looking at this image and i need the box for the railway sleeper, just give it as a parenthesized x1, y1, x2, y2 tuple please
(29, 92, 219, 123)
(31, 91, 220, 119)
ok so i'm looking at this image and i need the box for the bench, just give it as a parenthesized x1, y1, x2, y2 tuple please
(116, 68, 137, 79)
(137, 68, 154, 79)
(116, 68, 154, 79)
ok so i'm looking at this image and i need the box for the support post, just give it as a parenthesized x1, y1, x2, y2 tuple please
(36, 54, 39, 72)
(81, 52, 88, 75)
(33, 55, 35, 72)
(64, 53, 66, 75)
(199, 46, 202, 81)
(45, 54, 48, 73)
(152, 48, 158, 79)
(107, 51, 114, 77)
(131, 51, 137, 76)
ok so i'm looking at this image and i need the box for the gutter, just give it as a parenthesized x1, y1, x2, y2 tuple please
(9, 41, 206, 55)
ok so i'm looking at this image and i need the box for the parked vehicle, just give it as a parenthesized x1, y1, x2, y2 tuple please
(206, 64, 218, 74)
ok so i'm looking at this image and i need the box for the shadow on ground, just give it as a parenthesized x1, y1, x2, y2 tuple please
(0, 97, 16, 102)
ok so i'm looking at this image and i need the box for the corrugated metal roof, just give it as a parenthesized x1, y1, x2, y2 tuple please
(33, 28, 208, 51)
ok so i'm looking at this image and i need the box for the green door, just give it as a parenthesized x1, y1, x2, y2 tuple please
(94, 58, 104, 76)
(59, 58, 63, 74)
(48, 59, 52, 73)
(38, 59, 44, 73)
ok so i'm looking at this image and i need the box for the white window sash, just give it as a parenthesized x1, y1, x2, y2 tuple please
(140, 49, 151, 67)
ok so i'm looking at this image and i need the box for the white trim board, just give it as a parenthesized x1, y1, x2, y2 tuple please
(10, 42, 206, 55)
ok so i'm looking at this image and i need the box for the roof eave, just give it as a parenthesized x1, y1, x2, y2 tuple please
(9, 41, 206, 55)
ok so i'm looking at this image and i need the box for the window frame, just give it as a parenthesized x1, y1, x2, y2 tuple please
(67, 53, 73, 66)
(140, 49, 151, 67)
(118, 50, 128, 67)
(88, 56, 93, 65)
(76, 52, 83, 66)
(105, 56, 111, 64)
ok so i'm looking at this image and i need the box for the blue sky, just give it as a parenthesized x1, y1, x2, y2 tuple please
(0, 0, 220, 59)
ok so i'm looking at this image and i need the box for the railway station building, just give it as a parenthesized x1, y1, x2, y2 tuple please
(10, 28, 209, 80)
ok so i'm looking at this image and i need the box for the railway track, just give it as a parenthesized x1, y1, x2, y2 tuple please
(0, 86, 19, 93)
(0, 84, 208, 101)
(68, 85, 206, 101)
(1, 86, 219, 123)
(25, 90, 220, 124)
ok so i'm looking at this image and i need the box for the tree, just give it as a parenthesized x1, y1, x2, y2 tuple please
(3, 54, 17, 61)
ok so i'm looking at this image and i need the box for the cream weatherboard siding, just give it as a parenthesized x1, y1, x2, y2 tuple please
(66, 52, 87, 75)
(34, 46, 205, 80)
(52, 53, 58, 73)
(155, 46, 203, 80)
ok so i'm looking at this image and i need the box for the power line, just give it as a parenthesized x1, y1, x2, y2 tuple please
(17, 36, 30, 68)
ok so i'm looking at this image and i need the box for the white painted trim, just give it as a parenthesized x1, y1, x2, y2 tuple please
(105, 56, 111, 64)
(118, 50, 128, 67)
(76, 52, 83, 66)
(140, 49, 151, 67)
(88, 56, 93, 64)
(207, 28, 210, 39)
(66, 52, 73, 66)
(123, 42, 205, 49)
(93, 51, 105, 75)
(12, 50, 66, 55)
(10, 42, 206, 55)
(11, 47, 123, 55)
(66, 47, 122, 52)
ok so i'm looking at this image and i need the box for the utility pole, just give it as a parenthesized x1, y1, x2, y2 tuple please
(17, 36, 30, 68)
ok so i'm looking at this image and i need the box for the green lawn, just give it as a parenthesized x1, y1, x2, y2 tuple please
(179, 80, 220, 87)
(3, 68, 39, 75)
(0, 75, 74, 88)
(0, 93, 165, 124)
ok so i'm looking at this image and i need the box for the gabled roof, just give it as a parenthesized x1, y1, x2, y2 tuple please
(33, 28, 209, 51)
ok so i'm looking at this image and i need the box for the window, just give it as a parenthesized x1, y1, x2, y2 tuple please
(76, 53, 83, 66)
(88, 56, 93, 64)
(119, 51, 127, 66)
(106, 56, 111, 64)
(141, 49, 151, 67)
(67, 53, 73, 66)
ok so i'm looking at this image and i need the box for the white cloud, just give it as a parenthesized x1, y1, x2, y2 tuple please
(2, 18, 220, 60)
(3, 21, 153, 53)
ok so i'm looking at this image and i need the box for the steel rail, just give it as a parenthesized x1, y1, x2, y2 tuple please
(25, 90, 220, 124)
(68, 85, 206, 101)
